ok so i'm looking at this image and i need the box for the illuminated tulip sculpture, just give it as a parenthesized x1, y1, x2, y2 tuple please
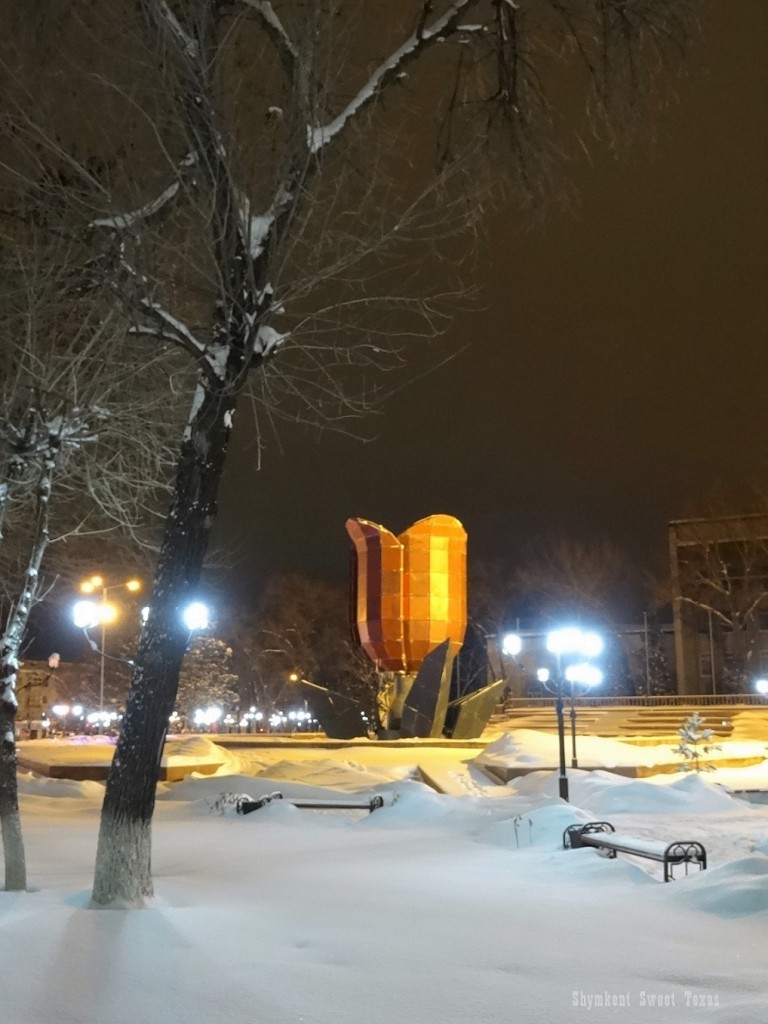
(346, 514, 468, 737)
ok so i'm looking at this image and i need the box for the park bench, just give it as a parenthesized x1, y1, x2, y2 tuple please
(236, 791, 385, 815)
(563, 821, 707, 882)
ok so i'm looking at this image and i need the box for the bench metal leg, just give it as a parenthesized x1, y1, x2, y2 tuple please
(563, 821, 615, 849)
(663, 842, 707, 882)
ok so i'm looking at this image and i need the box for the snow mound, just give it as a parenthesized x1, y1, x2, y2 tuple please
(16, 775, 104, 800)
(477, 802, 588, 850)
(665, 854, 768, 917)
(507, 768, 737, 815)
(574, 771, 737, 815)
(475, 730, 659, 769)
(163, 735, 242, 775)
(164, 735, 223, 758)
(253, 757, 408, 790)
(362, 785, 464, 826)
(156, 772, 273, 802)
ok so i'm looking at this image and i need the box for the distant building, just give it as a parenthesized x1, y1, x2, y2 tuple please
(16, 658, 94, 731)
(16, 660, 60, 734)
(669, 512, 768, 695)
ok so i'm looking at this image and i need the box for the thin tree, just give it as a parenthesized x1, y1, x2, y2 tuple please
(243, 572, 379, 719)
(0, 223, 182, 891)
(665, 523, 768, 691)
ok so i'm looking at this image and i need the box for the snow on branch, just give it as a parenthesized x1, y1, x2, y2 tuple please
(129, 297, 207, 360)
(143, 0, 199, 60)
(236, 184, 293, 258)
(239, 0, 298, 78)
(252, 324, 287, 360)
(90, 154, 198, 231)
(308, 0, 482, 154)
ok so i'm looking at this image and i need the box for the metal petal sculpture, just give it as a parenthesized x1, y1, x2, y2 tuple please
(346, 515, 467, 736)
(346, 514, 467, 672)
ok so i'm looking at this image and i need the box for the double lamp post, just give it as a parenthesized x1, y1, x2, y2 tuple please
(73, 576, 141, 724)
(502, 626, 604, 802)
(73, 576, 211, 727)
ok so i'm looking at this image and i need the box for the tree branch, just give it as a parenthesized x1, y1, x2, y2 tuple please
(238, 0, 298, 80)
(90, 153, 199, 231)
(308, 0, 484, 155)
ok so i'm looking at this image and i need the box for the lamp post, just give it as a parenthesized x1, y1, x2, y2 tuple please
(563, 662, 603, 768)
(533, 666, 570, 800)
(755, 678, 768, 698)
(503, 626, 604, 802)
(546, 628, 603, 776)
(73, 575, 141, 723)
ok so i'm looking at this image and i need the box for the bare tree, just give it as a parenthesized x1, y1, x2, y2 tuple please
(1, 1, 693, 900)
(244, 572, 379, 718)
(666, 518, 768, 691)
(512, 536, 640, 626)
(0, 222, 182, 891)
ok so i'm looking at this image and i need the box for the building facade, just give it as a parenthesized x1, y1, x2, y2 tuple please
(669, 512, 768, 695)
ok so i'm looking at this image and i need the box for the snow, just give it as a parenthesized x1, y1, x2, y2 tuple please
(90, 179, 182, 230)
(308, 3, 476, 154)
(253, 324, 287, 357)
(474, 728, 768, 772)
(4, 730, 768, 1023)
(137, 297, 206, 356)
(241, 1, 298, 61)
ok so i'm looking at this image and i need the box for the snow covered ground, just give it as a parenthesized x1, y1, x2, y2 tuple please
(6, 733, 768, 1024)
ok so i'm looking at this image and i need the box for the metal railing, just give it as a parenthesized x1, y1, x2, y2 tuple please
(497, 694, 768, 710)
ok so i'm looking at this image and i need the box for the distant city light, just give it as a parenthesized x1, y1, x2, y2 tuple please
(193, 705, 222, 727)
(87, 710, 117, 725)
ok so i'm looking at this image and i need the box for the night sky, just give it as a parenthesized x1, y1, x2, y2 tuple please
(213, 2, 768, 599)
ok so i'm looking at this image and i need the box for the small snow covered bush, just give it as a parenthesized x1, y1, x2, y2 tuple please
(672, 712, 722, 773)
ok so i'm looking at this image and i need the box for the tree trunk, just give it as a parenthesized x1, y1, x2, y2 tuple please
(92, 378, 236, 905)
(0, 698, 26, 892)
(0, 446, 56, 891)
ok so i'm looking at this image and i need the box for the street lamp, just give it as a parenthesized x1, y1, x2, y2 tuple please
(141, 600, 210, 632)
(546, 628, 604, 776)
(755, 678, 768, 696)
(503, 626, 604, 802)
(563, 661, 603, 768)
(73, 575, 141, 722)
(532, 664, 570, 800)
